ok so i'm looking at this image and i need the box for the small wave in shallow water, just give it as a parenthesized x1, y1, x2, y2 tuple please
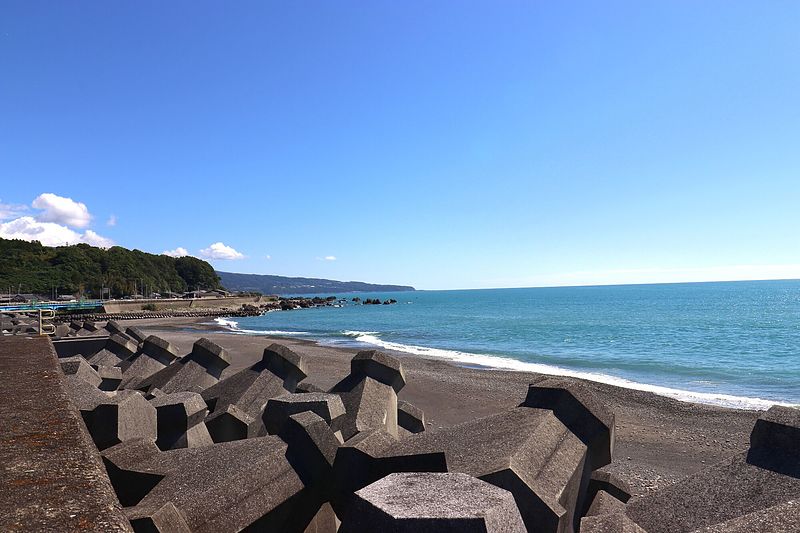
(213, 317, 310, 336)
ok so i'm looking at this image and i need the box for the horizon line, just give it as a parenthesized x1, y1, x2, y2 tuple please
(420, 277, 800, 292)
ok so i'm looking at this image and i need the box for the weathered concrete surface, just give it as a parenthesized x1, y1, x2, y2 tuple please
(340, 472, 526, 532)
(126, 502, 191, 533)
(201, 343, 307, 441)
(281, 411, 342, 486)
(150, 392, 213, 450)
(81, 390, 158, 451)
(521, 378, 615, 469)
(577, 468, 633, 519)
(104, 320, 127, 337)
(585, 489, 626, 516)
(103, 436, 308, 532)
(119, 335, 179, 389)
(97, 364, 123, 391)
(203, 403, 258, 442)
(263, 392, 346, 435)
(691, 499, 800, 532)
(333, 376, 400, 440)
(303, 502, 340, 533)
(351, 407, 588, 533)
(87, 333, 138, 367)
(581, 512, 647, 533)
(749, 404, 800, 456)
(59, 354, 103, 387)
(625, 450, 800, 532)
(64, 374, 116, 412)
(331, 350, 406, 440)
(0, 336, 131, 532)
(52, 335, 109, 358)
(126, 326, 147, 345)
(349, 349, 406, 393)
(133, 338, 229, 394)
(398, 399, 426, 434)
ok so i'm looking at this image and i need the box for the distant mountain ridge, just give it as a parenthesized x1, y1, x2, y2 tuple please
(216, 271, 415, 295)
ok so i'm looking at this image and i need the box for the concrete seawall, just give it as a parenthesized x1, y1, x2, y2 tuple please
(0, 336, 131, 531)
(102, 296, 270, 313)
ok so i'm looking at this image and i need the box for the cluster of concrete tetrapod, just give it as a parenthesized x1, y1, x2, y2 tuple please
(0, 312, 48, 335)
(55, 320, 800, 532)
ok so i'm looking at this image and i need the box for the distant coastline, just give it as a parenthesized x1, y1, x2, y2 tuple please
(216, 270, 415, 295)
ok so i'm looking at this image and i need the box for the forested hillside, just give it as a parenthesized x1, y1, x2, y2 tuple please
(0, 238, 220, 297)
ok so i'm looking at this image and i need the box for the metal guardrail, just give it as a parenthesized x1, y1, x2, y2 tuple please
(38, 309, 56, 336)
(1, 310, 58, 336)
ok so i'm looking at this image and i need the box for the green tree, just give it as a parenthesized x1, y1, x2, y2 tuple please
(175, 256, 221, 290)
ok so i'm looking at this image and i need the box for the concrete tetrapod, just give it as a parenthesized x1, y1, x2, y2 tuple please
(202, 342, 308, 442)
(330, 350, 407, 440)
(263, 393, 346, 435)
(119, 335, 179, 389)
(150, 392, 213, 450)
(102, 436, 312, 532)
(59, 355, 102, 388)
(97, 365, 123, 391)
(87, 334, 139, 367)
(520, 378, 615, 470)
(380, 408, 587, 533)
(340, 472, 526, 533)
(280, 411, 342, 486)
(398, 400, 426, 434)
(125, 327, 148, 345)
(134, 338, 230, 394)
(624, 405, 800, 533)
(103, 320, 127, 337)
(81, 390, 157, 450)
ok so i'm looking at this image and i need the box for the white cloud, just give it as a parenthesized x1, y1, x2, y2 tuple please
(0, 216, 114, 248)
(316, 255, 337, 261)
(32, 193, 92, 228)
(200, 242, 245, 260)
(0, 199, 28, 221)
(82, 229, 114, 248)
(163, 247, 189, 257)
(106, 214, 117, 227)
(265, 254, 272, 260)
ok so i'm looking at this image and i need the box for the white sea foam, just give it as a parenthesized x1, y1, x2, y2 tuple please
(213, 318, 309, 336)
(214, 317, 240, 329)
(213, 317, 793, 410)
(347, 333, 795, 411)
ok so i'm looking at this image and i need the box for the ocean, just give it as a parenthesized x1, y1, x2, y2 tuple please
(216, 280, 800, 410)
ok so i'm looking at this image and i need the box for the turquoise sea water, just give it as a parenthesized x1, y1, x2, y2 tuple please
(218, 280, 800, 409)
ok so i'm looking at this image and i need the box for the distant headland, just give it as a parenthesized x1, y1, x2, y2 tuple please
(216, 271, 415, 295)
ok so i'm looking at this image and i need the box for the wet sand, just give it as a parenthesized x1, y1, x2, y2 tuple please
(125, 316, 762, 497)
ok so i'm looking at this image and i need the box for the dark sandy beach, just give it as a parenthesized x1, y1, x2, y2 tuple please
(125, 316, 762, 497)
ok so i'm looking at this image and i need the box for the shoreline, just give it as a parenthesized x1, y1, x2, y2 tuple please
(123, 316, 764, 496)
(215, 316, 792, 411)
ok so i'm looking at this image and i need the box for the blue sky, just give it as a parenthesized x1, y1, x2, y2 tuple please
(2, 2, 799, 290)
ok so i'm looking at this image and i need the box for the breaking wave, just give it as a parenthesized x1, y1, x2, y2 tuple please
(213, 317, 309, 336)
(342, 331, 792, 411)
